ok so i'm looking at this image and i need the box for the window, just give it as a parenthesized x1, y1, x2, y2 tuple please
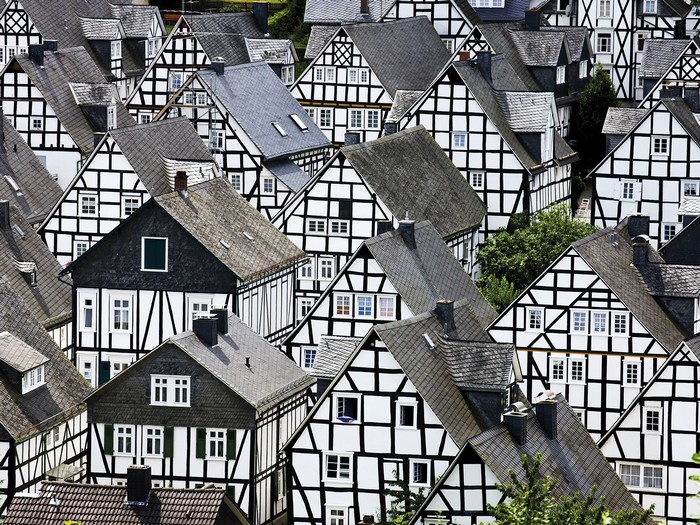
(620, 463, 640, 486)
(470, 171, 484, 189)
(453, 132, 466, 149)
(111, 296, 131, 332)
(336, 394, 359, 422)
(327, 507, 347, 525)
(410, 460, 430, 485)
(569, 358, 585, 383)
(122, 195, 140, 217)
(107, 105, 117, 130)
(527, 307, 544, 331)
(299, 298, 313, 319)
(356, 295, 373, 317)
(319, 258, 334, 280)
(397, 401, 417, 428)
(281, 65, 294, 85)
(556, 65, 566, 84)
(111, 357, 131, 378)
(299, 260, 313, 279)
(597, 33, 612, 54)
(643, 0, 656, 12)
(80, 295, 96, 331)
(643, 406, 662, 434)
(151, 375, 190, 406)
(79, 193, 97, 216)
(190, 299, 210, 325)
(169, 71, 184, 91)
(79, 357, 95, 387)
(142, 237, 168, 272)
(22, 365, 45, 393)
(31, 118, 42, 131)
(624, 360, 640, 386)
(148, 38, 159, 58)
(207, 429, 226, 459)
(348, 68, 369, 84)
(349, 109, 363, 129)
(378, 296, 396, 319)
(230, 173, 242, 192)
(115, 425, 134, 455)
(140, 114, 152, 124)
(662, 223, 678, 242)
(613, 312, 628, 334)
(261, 176, 274, 194)
(652, 136, 668, 155)
(319, 108, 332, 128)
(306, 107, 316, 122)
(598, 0, 611, 16)
(325, 453, 352, 480)
(619, 463, 664, 490)
(551, 355, 586, 384)
(307, 219, 326, 234)
(303, 347, 317, 369)
(620, 180, 638, 201)
(315, 67, 323, 81)
(366, 109, 380, 129)
(325, 68, 335, 82)
(683, 180, 699, 196)
(209, 129, 224, 151)
(290, 113, 308, 132)
(551, 357, 566, 382)
(579, 60, 588, 78)
(572, 311, 587, 333)
(330, 219, 349, 235)
(144, 426, 163, 456)
(335, 294, 351, 316)
(592, 312, 608, 334)
(442, 38, 454, 52)
(111, 40, 122, 59)
(643, 466, 663, 489)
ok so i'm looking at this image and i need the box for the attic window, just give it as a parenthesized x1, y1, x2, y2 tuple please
(22, 364, 45, 394)
(243, 232, 254, 241)
(272, 122, 288, 137)
(289, 114, 308, 132)
(220, 239, 231, 249)
(4, 175, 20, 193)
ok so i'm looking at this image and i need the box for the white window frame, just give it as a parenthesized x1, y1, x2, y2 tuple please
(526, 307, 544, 332)
(141, 237, 168, 272)
(409, 459, 430, 486)
(73, 239, 88, 259)
(302, 347, 317, 369)
(377, 296, 396, 319)
(643, 0, 656, 13)
(110, 355, 133, 378)
(335, 294, 351, 317)
(618, 462, 664, 491)
(598, 0, 611, 17)
(470, 171, 484, 189)
(79, 292, 97, 331)
(452, 132, 467, 149)
(396, 399, 418, 429)
(147, 38, 159, 58)
(569, 357, 586, 384)
(334, 393, 360, 423)
(597, 33, 612, 54)
(550, 356, 566, 382)
(110, 294, 132, 333)
(281, 64, 294, 85)
(556, 65, 566, 84)
(77, 354, 97, 387)
(298, 259, 313, 279)
(356, 295, 373, 318)
(144, 426, 164, 457)
(330, 219, 349, 235)
(571, 310, 587, 333)
(206, 428, 226, 460)
(327, 506, 348, 525)
(683, 180, 699, 197)
(79, 193, 97, 216)
(349, 109, 363, 130)
(22, 364, 45, 394)
(643, 406, 662, 435)
(261, 175, 275, 194)
(652, 136, 669, 155)
(114, 425, 134, 456)
(620, 180, 639, 202)
(169, 71, 184, 91)
(111, 40, 122, 59)
(151, 375, 191, 407)
(107, 105, 117, 130)
(592, 311, 608, 334)
(623, 359, 640, 386)
(366, 109, 380, 129)
(323, 452, 353, 482)
(579, 60, 588, 78)
(230, 173, 242, 192)
(319, 257, 335, 280)
(661, 222, 679, 243)
(318, 108, 333, 129)
(121, 194, 140, 218)
(298, 298, 314, 320)
(30, 117, 42, 131)
(307, 219, 326, 234)
(187, 295, 212, 329)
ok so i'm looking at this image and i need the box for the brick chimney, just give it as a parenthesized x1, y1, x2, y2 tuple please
(174, 171, 188, 191)
(126, 465, 152, 505)
(535, 399, 557, 439)
(398, 218, 416, 249)
(193, 316, 218, 346)
(632, 235, 650, 267)
(435, 300, 456, 334)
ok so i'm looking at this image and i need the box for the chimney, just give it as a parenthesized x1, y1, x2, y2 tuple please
(360, 0, 370, 14)
(458, 50, 471, 61)
(344, 132, 361, 146)
(43, 40, 58, 53)
(193, 316, 218, 346)
(29, 44, 44, 65)
(435, 300, 456, 334)
(252, 2, 269, 34)
(524, 9, 541, 31)
(383, 121, 398, 136)
(126, 465, 152, 505)
(376, 221, 394, 235)
(660, 86, 682, 99)
(627, 214, 649, 237)
(674, 19, 686, 39)
(398, 218, 416, 249)
(0, 201, 10, 230)
(632, 235, 650, 267)
(684, 86, 700, 113)
(211, 57, 225, 76)
(174, 171, 188, 191)
(476, 51, 492, 83)
(210, 307, 229, 334)
(94, 132, 106, 149)
(535, 399, 557, 439)
(504, 411, 528, 445)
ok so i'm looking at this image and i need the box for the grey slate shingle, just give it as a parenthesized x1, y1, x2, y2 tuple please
(185, 12, 264, 66)
(438, 338, 514, 391)
(110, 4, 160, 39)
(639, 39, 690, 78)
(509, 29, 566, 67)
(304, 25, 340, 60)
(602, 107, 648, 135)
(304, 0, 387, 24)
(245, 38, 295, 63)
(310, 336, 363, 379)
(79, 16, 122, 40)
(265, 159, 310, 192)
(0, 332, 48, 373)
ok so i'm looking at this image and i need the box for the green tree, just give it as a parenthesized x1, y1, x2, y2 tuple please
(268, 0, 309, 46)
(570, 64, 620, 173)
(689, 452, 700, 523)
(382, 471, 428, 525)
(476, 203, 598, 312)
(487, 453, 653, 525)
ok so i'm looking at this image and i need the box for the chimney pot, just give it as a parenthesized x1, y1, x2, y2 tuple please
(210, 308, 228, 334)
(504, 411, 528, 445)
(398, 218, 416, 249)
(535, 399, 557, 439)
(435, 300, 456, 335)
(632, 235, 651, 266)
(126, 465, 151, 505)
(193, 316, 218, 346)
(458, 50, 471, 61)
(174, 171, 188, 192)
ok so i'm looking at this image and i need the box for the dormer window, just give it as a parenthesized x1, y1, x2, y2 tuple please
(110, 40, 121, 59)
(643, 0, 656, 13)
(22, 364, 45, 393)
(107, 105, 117, 130)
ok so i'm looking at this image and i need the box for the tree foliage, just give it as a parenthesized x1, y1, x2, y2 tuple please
(476, 204, 598, 312)
(382, 471, 428, 525)
(268, 0, 309, 45)
(487, 453, 653, 525)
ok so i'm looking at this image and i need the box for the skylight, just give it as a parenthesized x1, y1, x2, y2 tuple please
(272, 122, 288, 137)
(4, 175, 20, 192)
(289, 113, 308, 132)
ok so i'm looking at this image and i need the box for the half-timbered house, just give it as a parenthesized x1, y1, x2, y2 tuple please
(284, 298, 521, 525)
(591, 95, 700, 246)
(39, 116, 216, 267)
(64, 177, 305, 385)
(290, 17, 452, 146)
(637, 38, 692, 104)
(0, 279, 91, 514)
(0, 44, 136, 188)
(396, 56, 575, 240)
(86, 311, 314, 525)
(488, 215, 688, 440)
(411, 394, 648, 525)
(283, 220, 496, 373)
(125, 10, 296, 124)
(157, 61, 331, 220)
(5, 469, 248, 525)
(273, 126, 486, 300)
(598, 336, 700, 525)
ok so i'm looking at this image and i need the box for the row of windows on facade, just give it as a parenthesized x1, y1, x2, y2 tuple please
(28, 105, 118, 132)
(305, 106, 381, 131)
(527, 307, 629, 335)
(592, 0, 658, 18)
(548, 353, 652, 390)
(596, 28, 657, 57)
(76, 193, 141, 218)
(332, 393, 419, 428)
(324, 452, 431, 486)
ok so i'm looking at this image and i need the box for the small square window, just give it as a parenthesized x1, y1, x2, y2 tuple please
(299, 260, 313, 279)
(643, 406, 662, 434)
(330, 219, 349, 235)
(335, 295, 351, 316)
(230, 173, 242, 192)
(142, 237, 168, 272)
(683, 181, 699, 196)
(620, 180, 638, 201)
(336, 395, 359, 422)
(31, 118, 42, 131)
(662, 223, 678, 242)
(356, 296, 373, 317)
(75, 241, 89, 259)
(613, 312, 628, 334)
(80, 194, 97, 216)
(327, 507, 348, 525)
(652, 136, 668, 155)
(453, 132, 466, 149)
(325, 454, 351, 481)
(308, 219, 326, 234)
(597, 33, 612, 54)
(122, 195, 140, 217)
(527, 307, 544, 331)
(569, 358, 585, 383)
(470, 171, 484, 189)
(397, 401, 416, 428)
(319, 108, 333, 128)
(410, 460, 430, 485)
(643, 0, 656, 13)
(262, 176, 274, 194)
(378, 296, 395, 319)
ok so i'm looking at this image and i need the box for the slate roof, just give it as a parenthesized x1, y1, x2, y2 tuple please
(0, 116, 62, 225)
(508, 29, 566, 67)
(0, 279, 90, 442)
(438, 338, 515, 390)
(304, 25, 339, 60)
(108, 117, 215, 197)
(245, 38, 295, 63)
(311, 335, 363, 379)
(662, 97, 700, 145)
(4, 482, 239, 525)
(265, 159, 310, 192)
(12, 47, 135, 154)
(184, 13, 264, 66)
(374, 298, 495, 447)
(304, 0, 387, 23)
(110, 4, 161, 38)
(639, 39, 690, 78)
(678, 196, 700, 215)
(0, 204, 71, 330)
(69, 82, 119, 106)
(663, 0, 691, 18)
(473, 0, 530, 21)
(198, 63, 330, 160)
(488, 53, 530, 91)
(164, 314, 314, 412)
(79, 16, 122, 40)
(634, 262, 700, 297)
(364, 221, 496, 325)
(572, 220, 687, 352)
(0, 332, 48, 373)
(495, 91, 554, 132)
(541, 26, 589, 59)
(154, 178, 305, 282)
(602, 107, 648, 134)
(343, 18, 452, 98)
(386, 90, 424, 122)
(341, 126, 486, 239)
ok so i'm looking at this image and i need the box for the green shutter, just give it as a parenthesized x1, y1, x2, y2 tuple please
(225, 485, 235, 500)
(196, 428, 206, 459)
(143, 238, 167, 271)
(226, 429, 236, 460)
(164, 427, 174, 458)
(103, 424, 113, 455)
(98, 361, 111, 386)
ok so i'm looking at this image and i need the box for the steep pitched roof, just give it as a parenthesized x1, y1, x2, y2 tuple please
(508, 29, 567, 66)
(4, 481, 242, 524)
(0, 204, 71, 330)
(245, 38, 296, 64)
(439, 339, 515, 390)
(661, 0, 691, 18)
(108, 117, 215, 197)
(602, 107, 648, 134)
(311, 336, 363, 379)
(495, 91, 555, 132)
(662, 97, 700, 145)
(305, 25, 339, 60)
(184, 12, 264, 66)
(343, 18, 452, 98)
(572, 221, 687, 352)
(341, 126, 486, 238)
(109, 4, 161, 39)
(154, 178, 305, 282)
(304, 0, 387, 23)
(0, 280, 90, 441)
(197, 63, 330, 160)
(11, 47, 135, 153)
(0, 116, 62, 225)
(639, 39, 690, 78)
(0, 332, 48, 372)
(541, 26, 589, 59)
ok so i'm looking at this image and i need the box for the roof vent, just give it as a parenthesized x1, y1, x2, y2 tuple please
(422, 333, 435, 351)
(290, 114, 308, 132)
(243, 232, 254, 241)
(220, 239, 231, 249)
(272, 122, 288, 137)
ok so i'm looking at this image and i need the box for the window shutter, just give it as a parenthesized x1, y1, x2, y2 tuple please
(338, 200, 352, 219)
(634, 181, 642, 201)
(225, 485, 235, 500)
(98, 361, 111, 386)
(226, 429, 236, 460)
(196, 428, 206, 459)
(164, 427, 174, 458)
(103, 424, 113, 455)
